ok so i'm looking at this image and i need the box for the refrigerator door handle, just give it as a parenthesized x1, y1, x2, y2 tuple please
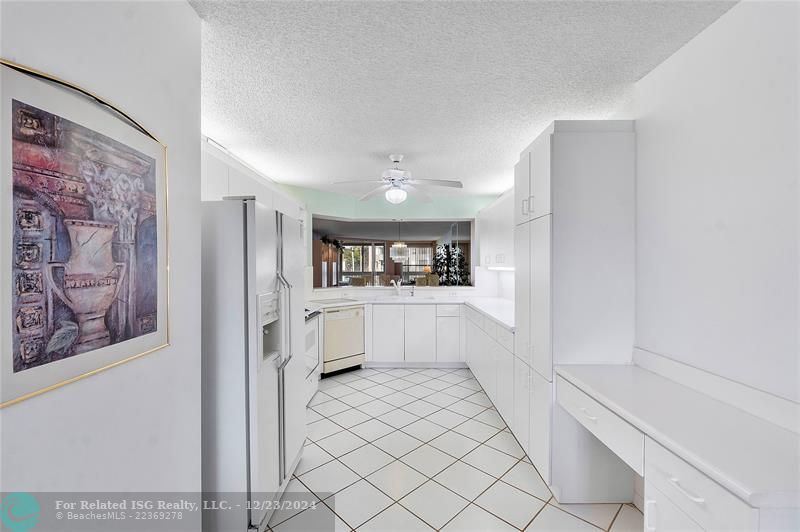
(277, 273, 293, 364)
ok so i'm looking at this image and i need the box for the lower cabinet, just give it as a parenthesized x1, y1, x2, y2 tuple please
(529, 369, 552, 483)
(513, 359, 531, 451)
(436, 316, 460, 362)
(644, 483, 703, 532)
(405, 305, 437, 362)
(372, 305, 405, 362)
(371, 304, 461, 363)
(465, 312, 518, 431)
(495, 346, 514, 424)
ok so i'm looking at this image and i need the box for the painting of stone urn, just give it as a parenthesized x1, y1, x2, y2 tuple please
(2, 62, 168, 408)
(8, 96, 162, 374)
(46, 220, 127, 355)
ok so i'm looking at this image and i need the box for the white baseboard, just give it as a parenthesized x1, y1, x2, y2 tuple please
(633, 347, 799, 434)
(365, 361, 468, 369)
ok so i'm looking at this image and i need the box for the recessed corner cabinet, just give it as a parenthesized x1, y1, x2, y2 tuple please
(514, 120, 636, 500)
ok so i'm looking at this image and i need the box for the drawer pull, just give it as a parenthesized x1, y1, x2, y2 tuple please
(580, 407, 598, 421)
(644, 500, 656, 531)
(669, 477, 705, 504)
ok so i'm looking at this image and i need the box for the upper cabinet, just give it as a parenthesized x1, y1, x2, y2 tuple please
(515, 123, 554, 224)
(514, 151, 531, 225)
(477, 190, 515, 268)
(201, 139, 305, 221)
(202, 148, 229, 201)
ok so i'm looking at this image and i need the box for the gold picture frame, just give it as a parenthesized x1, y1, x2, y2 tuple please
(0, 58, 171, 408)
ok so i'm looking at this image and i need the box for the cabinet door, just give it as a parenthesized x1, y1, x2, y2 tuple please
(644, 483, 704, 532)
(485, 340, 498, 404)
(514, 152, 531, 226)
(529, 370, 552, 483)
(530, 130, 551, 218)
(466, 318, 477, 367)
(514, 223, 531, 366)
(512, 358, 530, 451)
(228, 167, 253, 197)
(372, 305, 405, 362)
(531, 216, 552, 380)
(404, 305, 437, 362)
(436, 316, 460, 362)
(202, 150, 229, 200)
(496, 347, 515, 423)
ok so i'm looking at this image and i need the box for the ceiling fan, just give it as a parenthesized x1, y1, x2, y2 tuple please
(333, 154, 463, 204)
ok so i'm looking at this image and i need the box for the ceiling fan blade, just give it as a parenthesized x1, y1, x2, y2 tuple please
(405, 183, 433, 203)
(407, 179, 463, 189)
(333, 179, 385, 185)
(358, 184, 391, 201)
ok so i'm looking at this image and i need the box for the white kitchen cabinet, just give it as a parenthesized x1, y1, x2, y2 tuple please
(529, 370, 552, 483)
(465, 315, 477, 367)
(531, 215, 552, 380)
(495, 346, 514, 424)
(513, 120, 636, 501)
(513, 358, 530, 452)
(481, 330, 497, 402)
(202, 149, 229, 201)
(514, 152, 531, 226)
(644, 483, 703, 532)
(436, 316, 460, 362)
(529, 126, 552, 219)
(514, 222, 531, 366)
(228, 166, 253, 198)
(274, 190, 304, 221)
(372, 305, 405, 362)
(405, 305, 437, 362)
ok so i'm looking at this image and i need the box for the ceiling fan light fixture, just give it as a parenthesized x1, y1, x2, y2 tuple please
(385, 186, 408, 204)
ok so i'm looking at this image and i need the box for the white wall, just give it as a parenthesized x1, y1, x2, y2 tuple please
(630, 1, 799, 402)
(0, 0, 202, 497)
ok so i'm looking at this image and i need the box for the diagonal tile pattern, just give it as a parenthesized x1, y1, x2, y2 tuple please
(269, 366, 640, 531)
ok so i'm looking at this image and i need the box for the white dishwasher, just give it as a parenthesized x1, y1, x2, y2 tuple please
(323, 305, 365, 373)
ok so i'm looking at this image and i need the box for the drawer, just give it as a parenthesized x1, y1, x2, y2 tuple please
(556, 376, 644, 475)
(483, 319, 497, 340)
(496, 326, 514, 353)
(644, 482, 703, 532)
(437, 304, 461, 317)
(645, 438, 758, 531)
(466, 306, 483, 328)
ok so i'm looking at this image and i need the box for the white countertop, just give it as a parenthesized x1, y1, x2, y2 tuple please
(464, 298, 514, 330)
(306, 296, 515, 330)
(555, 364, 800, 509)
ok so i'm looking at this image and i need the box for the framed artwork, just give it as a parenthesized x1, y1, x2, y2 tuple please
(0, 60, 170, 407)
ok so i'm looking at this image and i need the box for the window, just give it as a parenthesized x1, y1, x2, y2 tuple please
(402, 245, 435, 283)
(339, 242, 385, 286)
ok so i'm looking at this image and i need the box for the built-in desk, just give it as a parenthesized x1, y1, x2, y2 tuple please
(555, 365, 800, 531)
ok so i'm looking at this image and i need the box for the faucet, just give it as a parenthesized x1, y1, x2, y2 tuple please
(390, 279, 401, 296)
(411, 285, 415, 297)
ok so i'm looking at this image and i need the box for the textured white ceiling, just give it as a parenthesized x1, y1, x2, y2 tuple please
(192, 0, 734, 196)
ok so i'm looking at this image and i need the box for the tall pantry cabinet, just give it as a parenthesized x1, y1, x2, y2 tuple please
(515, 121, 637, 502)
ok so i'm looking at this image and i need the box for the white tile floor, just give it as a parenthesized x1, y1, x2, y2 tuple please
(270, 366, 644, 531)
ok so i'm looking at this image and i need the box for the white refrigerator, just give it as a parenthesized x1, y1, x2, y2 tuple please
(201, 197, 307, 531)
